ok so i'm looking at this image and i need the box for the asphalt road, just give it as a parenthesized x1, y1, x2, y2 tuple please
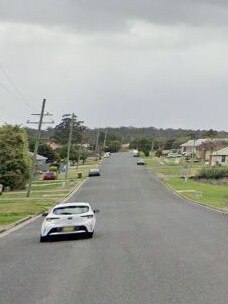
(1, 152, 228, 304)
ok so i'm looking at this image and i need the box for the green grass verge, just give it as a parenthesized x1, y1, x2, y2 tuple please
(146, 155, 228, 211)
(145, 156, 202, 177)
(164, 177, 228, 210)
(0, 201, 54, 226)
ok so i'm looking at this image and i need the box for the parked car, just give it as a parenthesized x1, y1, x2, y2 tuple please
(137, 158, 145, 165)
(182, 152, 192, 157)
(132, 149, 139, 157)
(40, 202, 100, 242)
(104, 152, 111, 158)
(167, 152, 182, 158)
(88, 168, 101, 177)
(43, 172, 57, 180)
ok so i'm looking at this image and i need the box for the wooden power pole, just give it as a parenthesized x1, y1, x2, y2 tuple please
(26, 99, 54, 197)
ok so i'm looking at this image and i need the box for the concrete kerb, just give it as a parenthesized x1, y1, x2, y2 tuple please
(0, 177, 88, 238)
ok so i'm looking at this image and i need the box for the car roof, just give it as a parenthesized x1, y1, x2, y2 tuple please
(53, 202, 91, 209)
(89, 168, 100, 171)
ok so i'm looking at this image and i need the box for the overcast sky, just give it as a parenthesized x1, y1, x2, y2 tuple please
(0, 0, 228, 130)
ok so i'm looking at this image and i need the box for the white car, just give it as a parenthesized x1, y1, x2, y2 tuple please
(132, 149, 139, 157)
(167, 152, 182, 158)
(104, 152, 111, 158)
(40, 202, 99, 242)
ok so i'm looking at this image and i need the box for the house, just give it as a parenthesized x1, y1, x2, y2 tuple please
(180, 139, 208, 157)
(210, 147, 228, 166)
(180, 138, 228, 161)
(28, 152, 48, 171)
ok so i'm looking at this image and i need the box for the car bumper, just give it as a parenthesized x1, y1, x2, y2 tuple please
(41, 221, 95, 237)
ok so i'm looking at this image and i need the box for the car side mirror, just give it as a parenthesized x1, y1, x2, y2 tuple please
(93, 209, 100, 214)
(42, 212, 49, 217)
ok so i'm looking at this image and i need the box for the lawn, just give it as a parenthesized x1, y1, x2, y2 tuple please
(0, 201, 53, 226)
(0, 157, 102, 227)
(146, 155, 228, 210)
(145, 156, 202, 177)
(165, 177, 228, 210)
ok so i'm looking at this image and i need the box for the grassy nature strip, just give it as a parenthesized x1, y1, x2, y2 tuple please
(146, 156, 202, 177)
(146, 156, 228, 210)
(0, 202, 53, 226)
(164, 177, 228, 210)
(0, 158, 101, 227)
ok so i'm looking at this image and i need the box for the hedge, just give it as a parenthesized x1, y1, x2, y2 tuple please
(197, 167, 228, 179)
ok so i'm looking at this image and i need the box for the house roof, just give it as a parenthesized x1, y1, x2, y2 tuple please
(212, 147, 228, 156)
(180, 139, 208, 147)
(28, 152, 47, 161)
(46, 142, 62, 150)
(181, 138, 228, 148)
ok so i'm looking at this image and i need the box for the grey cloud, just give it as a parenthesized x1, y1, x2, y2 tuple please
(1, 1, 228, 130)
(1, 0, 228, 32)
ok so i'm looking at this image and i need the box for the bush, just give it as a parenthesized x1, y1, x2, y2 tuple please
(197, 167, 228, 179)
(49, 166, 58, 173)
(143, 149, 150, 157)
(1, 172, 27, 190)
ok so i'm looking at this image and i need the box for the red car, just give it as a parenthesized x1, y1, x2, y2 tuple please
(43, 172, 57, 180)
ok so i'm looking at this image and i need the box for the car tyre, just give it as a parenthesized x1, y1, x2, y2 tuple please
(86, 231, 94, 239)
(40, 236, 49, 243)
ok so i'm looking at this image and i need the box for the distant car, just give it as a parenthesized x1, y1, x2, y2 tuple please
(88, 168, 101, 177)
(167, 153, 182, 158)
(40, 202, 100, 242)
(132, 149, 139, 157)
(137, 158, 145, 165)
(182, 152, 192, 157)
(43, 172, 57, 180)
(104, 152, 111, 158)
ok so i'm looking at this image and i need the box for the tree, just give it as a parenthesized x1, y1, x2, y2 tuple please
(52, 115, 86, 145)
(29, 141, 60, 163)
(129, 137, 152, 156)
(0, 125, 31, 189)
(203, 129, 218, 139)
(105, 140, 121, 153)
(57, 144, 88, 164)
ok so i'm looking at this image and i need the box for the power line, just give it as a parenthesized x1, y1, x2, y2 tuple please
(0, 61, 37, 111)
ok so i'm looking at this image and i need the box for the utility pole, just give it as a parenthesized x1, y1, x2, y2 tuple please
(103, 130, 108, 148)
(191, 137, 196, 167)
(65, 113, 75, 179)
(26, 99, 54, 197)
(95, 130, 100, 151)
(150, 141, 154, 156)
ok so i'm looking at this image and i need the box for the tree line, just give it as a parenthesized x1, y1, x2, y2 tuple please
(0, 114, 226, 190)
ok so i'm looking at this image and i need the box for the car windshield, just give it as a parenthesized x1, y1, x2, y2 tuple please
(53, 206, 89, 215)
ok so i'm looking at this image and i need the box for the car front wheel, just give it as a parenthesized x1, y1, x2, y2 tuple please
(40, 235, 49, 242)
(86, 231, 94, 238)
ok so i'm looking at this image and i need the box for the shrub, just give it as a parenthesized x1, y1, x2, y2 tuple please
(49, 166, 58, 173)
(1, 172, 27, 190)
(197, 167, 228, 179)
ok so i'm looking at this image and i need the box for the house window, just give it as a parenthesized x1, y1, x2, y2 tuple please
(222, 155, 226, 163)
